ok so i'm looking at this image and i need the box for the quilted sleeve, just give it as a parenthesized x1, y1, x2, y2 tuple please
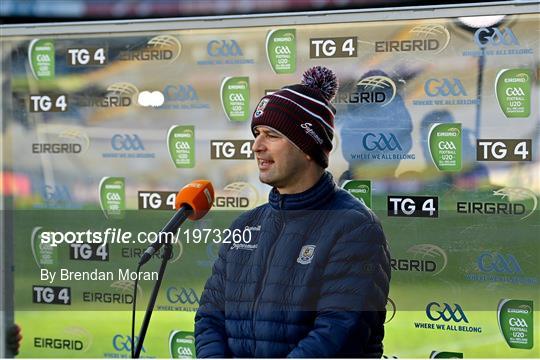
(194, 239, 231, 358)
(287, 220, 391, 358)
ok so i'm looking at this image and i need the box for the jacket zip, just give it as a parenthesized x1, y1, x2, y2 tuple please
(251, 197, 286, 355)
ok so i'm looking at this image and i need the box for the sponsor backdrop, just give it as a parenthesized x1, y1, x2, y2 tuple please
(1, 6, 539, 359)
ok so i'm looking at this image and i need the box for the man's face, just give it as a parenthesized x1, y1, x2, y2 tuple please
(252, 126, 310, 190)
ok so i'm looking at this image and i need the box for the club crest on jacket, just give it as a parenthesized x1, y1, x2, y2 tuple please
(297, 245, 316, 265)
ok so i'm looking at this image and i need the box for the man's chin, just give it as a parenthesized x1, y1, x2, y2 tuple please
(259, 174, 276, 187)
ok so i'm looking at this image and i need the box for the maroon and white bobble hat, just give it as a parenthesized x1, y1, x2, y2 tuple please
(251, 66, 338, 168)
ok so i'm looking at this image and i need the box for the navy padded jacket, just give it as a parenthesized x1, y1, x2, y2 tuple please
(195, 172, 391, 358)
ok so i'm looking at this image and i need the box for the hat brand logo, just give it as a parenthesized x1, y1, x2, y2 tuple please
(300, 123, 323, 144)
(254, 98, 269, 118)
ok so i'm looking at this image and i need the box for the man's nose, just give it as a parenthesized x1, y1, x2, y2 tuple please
(252, 135, 266, 153)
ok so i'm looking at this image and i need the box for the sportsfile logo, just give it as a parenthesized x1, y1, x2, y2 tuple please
(373, 24, 450, 54)
(392, 244, 447, 276)
(118, 35, 181, 63)
(198, 39, 254, 65)
(333, 76, 396, 106)
(413, 302, 482, 333)
(463, 27, 532, 57)
(412, 78, 479, 106)
(102, 134, 156, 159)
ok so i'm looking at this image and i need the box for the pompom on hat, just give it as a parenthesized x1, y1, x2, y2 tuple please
(251, 66, 339, 168)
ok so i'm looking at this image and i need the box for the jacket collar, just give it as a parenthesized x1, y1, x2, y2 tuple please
(268, 171, 337, 211)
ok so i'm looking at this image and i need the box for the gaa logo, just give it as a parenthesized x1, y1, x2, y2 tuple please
(275, 46, 291, 55)
(111, 134, 144, 151)
(363, 133, 402, 151)
(477, 252, 522, 274)
(424, 78, 467, 97)
(474, 27, 519, 48)
(164, 85, 199, 101)
(166, 287, 200, 305)
(112, 334, 145, 353)
(509, 318, 527, 327)
(426, 302, 469, 323)
(207, 40, 243, 57)
(175, 142, 190, 150)
(106, 192, 121, 201)
(438, 141, 456, 150)
(505, 87, 525, 96)
(229, 93, 245, 102)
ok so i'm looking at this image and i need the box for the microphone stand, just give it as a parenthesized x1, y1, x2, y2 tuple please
(133, 244, 172, 358)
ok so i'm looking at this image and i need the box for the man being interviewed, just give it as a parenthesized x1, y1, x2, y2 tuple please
(195, 66, 391, 358)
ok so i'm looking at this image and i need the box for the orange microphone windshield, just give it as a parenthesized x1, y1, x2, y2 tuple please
(175, 180, 214, 220)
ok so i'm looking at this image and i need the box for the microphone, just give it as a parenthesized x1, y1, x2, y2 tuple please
(138, 180, 214, 265)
